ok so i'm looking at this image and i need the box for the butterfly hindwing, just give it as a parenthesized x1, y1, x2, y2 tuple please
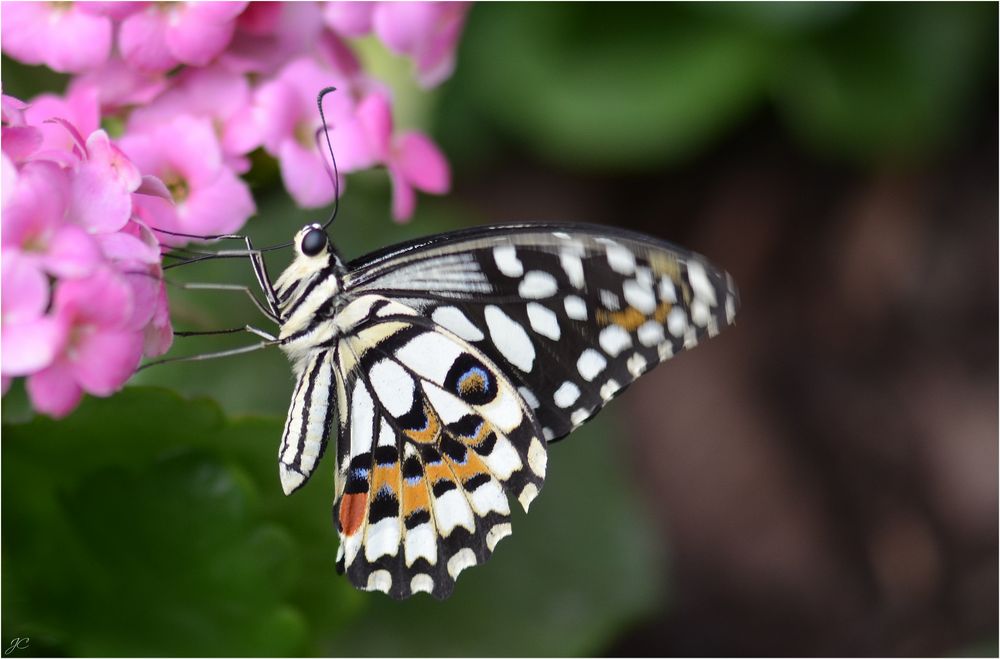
(344, 224, 739, 442)
(330, 296, 545, 599)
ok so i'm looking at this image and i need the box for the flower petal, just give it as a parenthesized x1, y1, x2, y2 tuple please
(42, 224, 102, 278)
(1, 250, 48, 320)
(165, 2, 244, 67)
(54, 267, 133, 329)
(178, 166, 256, 236)
(2, 315, 66, 376)
(389, 167, 416, 222)
(119, 7, 178, 72)
(39, 6, 112, 72)
(27, 361, 83, 418)
(393, 132, 450, 193)
(324, 2, 374, 37)
(70, 328, 144, 396)
(278, 139, 337, 208)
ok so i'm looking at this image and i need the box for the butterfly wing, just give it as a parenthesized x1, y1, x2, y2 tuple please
(329, 294, 545, 599)
(343, 223, 739, 442)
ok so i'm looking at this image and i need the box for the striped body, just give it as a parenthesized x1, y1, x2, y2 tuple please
(272, 223, 739, 599)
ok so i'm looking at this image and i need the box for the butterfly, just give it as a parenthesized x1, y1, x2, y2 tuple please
(249, 220, 739, 600)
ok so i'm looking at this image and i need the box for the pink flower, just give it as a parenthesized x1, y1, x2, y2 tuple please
(221, 2, 324, 75)
(127, 66, 259, 172)
(1, 2, 113, 73)
(25, 267, 145, 418)
(68, 57, 170, 114)
(1, 252, 65, 378)
(23, 86, 101, 165)
(372, 2, 471, 87)
(2, 159, 103, 278)
(346, 92, 450, 221)
(70, 130, 144, 234)
(252, 57, 360, 207)
(119, 2, 248, 72)
(120, 115, 255, 239)
(324, 2, 375, 37)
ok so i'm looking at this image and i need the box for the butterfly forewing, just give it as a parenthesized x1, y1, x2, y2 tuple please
(344, 224, 739, 442)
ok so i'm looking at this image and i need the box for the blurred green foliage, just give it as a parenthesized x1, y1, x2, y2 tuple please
(440, 2, 995, 170)
(2, 3, 995, 656)
(3, 389, 660, 656)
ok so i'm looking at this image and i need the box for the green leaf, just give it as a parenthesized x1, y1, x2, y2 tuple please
(4, 387, 664, 656)
(773, 3, 995, 161)
(452, 4, 772, 170)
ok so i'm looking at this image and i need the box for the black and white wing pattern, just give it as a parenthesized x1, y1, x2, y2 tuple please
(343, 223, 739, 443)
(275, 222, 738, 599)
(326, 295, 545, 599)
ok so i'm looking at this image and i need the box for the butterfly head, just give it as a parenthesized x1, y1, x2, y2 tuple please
(297, 223, 331, 258)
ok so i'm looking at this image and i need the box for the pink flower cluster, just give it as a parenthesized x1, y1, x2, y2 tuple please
(2, 94, 172, 416)
(2, 2, 470, 417)
(1, 1, 464, 219)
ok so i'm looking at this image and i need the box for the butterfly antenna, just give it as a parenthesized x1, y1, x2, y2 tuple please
(316, 86, 341, 230)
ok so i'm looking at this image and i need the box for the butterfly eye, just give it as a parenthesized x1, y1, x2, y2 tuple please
(301, 227, 328, 257)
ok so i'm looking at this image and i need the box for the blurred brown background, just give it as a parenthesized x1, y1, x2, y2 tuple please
(460, 79, 998, 657)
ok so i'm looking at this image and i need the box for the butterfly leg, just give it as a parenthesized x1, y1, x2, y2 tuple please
(176, 281, 279, 323)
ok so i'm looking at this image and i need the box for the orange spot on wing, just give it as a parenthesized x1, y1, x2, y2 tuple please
(596, 301, 672, 330)
(402, 478, 430, 516)
(339, 493, 367, 536)
(403, 403, 441, 444)
(372, 464, 399, 497)
(448, 449, 490, 484)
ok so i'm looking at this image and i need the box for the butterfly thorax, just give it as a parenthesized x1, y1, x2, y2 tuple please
(274, 239, 347, 367)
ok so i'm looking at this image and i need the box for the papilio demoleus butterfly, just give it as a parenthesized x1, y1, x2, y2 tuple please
(259, 220, 739, 599)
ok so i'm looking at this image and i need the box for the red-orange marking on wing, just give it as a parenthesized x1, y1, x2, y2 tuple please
(339, 493, 368, 536)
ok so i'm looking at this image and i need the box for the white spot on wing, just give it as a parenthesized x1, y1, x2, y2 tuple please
(686, 261, 717, 304)
(564, 295, 588, 320)
(600, 379, 620, 401)
(605, 242, 636, 274)
(447, 548, 477, 578)
(637, 320, 665, 346)
(627, 352, 648, 377)
(367, 570, 392, 593)
(432, 306, 485, 342)
(576, 348, 607, 381)
(518, 483, 539, 511)
(396, 331, 464, 385)
(484, 305, 536, 372)
(527, 437, 547, 477)
(493, 245, 523, 277)
(433, 488, 475, 536)
(623, 279, 657, 313)
(526, 302, 561, 340)
(365, 518, 401, 561)
(659, 276, 677, 303)
(518, 386, 540, 410)
(667, 307, 688, 337)
(691, 300, 710, 327)
(410, 573, 434, 593)
(482, 434, 522, 480)
(599, 325, 632, 356)
(469, 479, 509, 516)
(553, 381, 581, 408)
(350, 379, 375, 458)
(368, 359, 415, 417)
(519, 270, 558, 299)
(560, 251, 585, 288)
(486, 523, 512, 551)
(404, 523, 437, 566)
